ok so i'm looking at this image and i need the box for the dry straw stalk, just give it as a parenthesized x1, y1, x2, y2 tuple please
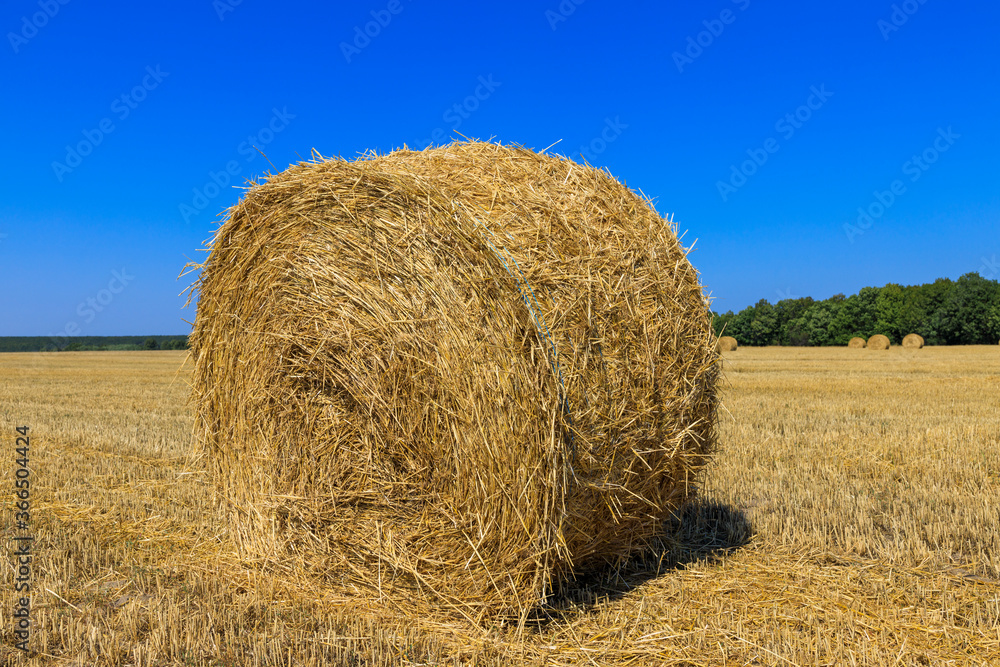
(189, 140, 719, 621)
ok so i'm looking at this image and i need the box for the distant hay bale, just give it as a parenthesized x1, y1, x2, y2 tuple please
(718, 336, 738, 352)
(867, 334, 891, 350)
(902, 333, 924, 349)
(189, 141, 719, 619)
(848, 337, 866, 349)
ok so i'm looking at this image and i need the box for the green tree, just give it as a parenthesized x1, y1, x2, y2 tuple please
(788, 300, 839, 346)
(832, 287, 878, 343)
(875, 284, 906, 342)
(712, 311, 735, 338)
(726, 304, 752, 345)
(143, 338, 159, 350)
(988, 302, 1000, 343)
(747, 299, 780, 346)
(898, 284, 929, 340)
(164, 338, 190, 350)
(930, 273, 999, 344)
(774, 297, 815, 345)
(919, 278, 955, 344)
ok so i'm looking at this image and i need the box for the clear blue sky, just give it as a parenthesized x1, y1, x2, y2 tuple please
(2, 0, 998, 335)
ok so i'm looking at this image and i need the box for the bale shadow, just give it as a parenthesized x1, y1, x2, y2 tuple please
(527, 499, 753, 626)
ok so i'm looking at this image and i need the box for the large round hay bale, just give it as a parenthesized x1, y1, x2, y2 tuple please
(902, 333, 924, 349)
(867, 334, 891, 350)
(848, 337, 866, 349)
(718, 336, 738, 352)
(190, 141, 719, 618)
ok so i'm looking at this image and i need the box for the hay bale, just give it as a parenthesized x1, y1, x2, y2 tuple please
(848, 337, 866, 349)
(189, 141, 719, 619)
(902, 333, 924, 349)
(718, 336, 738, 352)
(867, 334, 891, 350)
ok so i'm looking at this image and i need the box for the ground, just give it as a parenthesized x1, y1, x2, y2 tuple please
(0, 347, 997, 666)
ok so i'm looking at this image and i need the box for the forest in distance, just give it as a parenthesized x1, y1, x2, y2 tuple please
(0, 335, 189, 353)
(713, 272, 1000, 346)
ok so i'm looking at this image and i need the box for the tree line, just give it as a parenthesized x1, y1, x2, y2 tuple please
(0, 336, 190, 353)
(712, 273, 1000, 346)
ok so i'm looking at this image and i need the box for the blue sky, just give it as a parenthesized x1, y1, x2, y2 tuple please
(1, 0, 997, 335)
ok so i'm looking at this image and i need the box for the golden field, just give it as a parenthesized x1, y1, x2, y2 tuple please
(1, 347, 998, 666)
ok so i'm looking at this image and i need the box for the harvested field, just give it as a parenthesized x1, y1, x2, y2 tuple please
(1, 348, 999, 665)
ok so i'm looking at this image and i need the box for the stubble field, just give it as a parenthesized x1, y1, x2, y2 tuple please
(1, 347, 998, 666)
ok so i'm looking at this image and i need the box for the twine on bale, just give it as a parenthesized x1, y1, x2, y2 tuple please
(476, 219, 576, 457)
(188, 140, 719, 622)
